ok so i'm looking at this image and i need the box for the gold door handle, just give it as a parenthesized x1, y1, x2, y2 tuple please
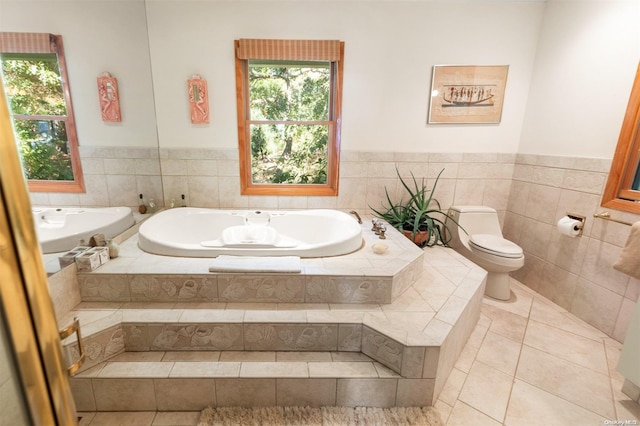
(58, 317, 85, 376)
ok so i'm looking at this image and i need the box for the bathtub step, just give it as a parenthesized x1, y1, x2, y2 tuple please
(70, 353, 435, 410)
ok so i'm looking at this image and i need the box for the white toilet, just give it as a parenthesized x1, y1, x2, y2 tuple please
(445, 206, 524, 300)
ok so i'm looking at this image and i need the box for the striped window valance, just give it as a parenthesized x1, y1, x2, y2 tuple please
(236, 39, 341, 62)
(0, 32, 57, 53)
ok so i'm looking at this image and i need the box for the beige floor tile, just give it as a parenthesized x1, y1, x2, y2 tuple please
(243, 310, 306, 322)
(169, 361, 240, 378)
(505, 379, 607, 425)
(178, 309, 244, 322)
(240, 361, 308, 378)
(98, 361, 173, 378)
(330, 351, 373, 362)
(482, 282, 533, 318)
(458, 361, 513, 423)
(308, 361, 378, 377)
(446, 400, 502, 426)
(615, 398, 640, 422)
(481, 303, 528, 343)
(161, 351, 220, 362)
(276, 351, 332, 361)
(433, 400, 452, 426)
(516, 345, 615, 418)
(110, 352, 165, 362)
(219, 351, 275, 361)
(438, 367, 467, 407)
(374, 362, 401, 378)
(524, 319, 608, 374)
(453, 338, 480, 374)
(152, 411, 201, 426)
(88, 411, 156, 426)
(529, 296, 607, 341)
(476, 331, 521, 376)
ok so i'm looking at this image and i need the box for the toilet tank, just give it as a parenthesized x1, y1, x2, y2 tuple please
(448, 205, 504, 237)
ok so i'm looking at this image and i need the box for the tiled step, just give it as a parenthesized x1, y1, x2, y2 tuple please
(73, 224, 425, 305)
(70, 351, 435, 410)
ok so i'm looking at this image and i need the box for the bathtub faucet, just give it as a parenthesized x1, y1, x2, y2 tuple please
(349, 210, 362, 224)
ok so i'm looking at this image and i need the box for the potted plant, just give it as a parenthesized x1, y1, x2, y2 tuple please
(370, 168, 462, 247)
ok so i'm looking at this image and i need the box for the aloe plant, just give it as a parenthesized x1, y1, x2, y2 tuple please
(370, 168, 463, 247)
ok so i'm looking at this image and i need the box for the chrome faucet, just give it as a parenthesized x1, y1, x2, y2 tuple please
(349, 210, 362, 224)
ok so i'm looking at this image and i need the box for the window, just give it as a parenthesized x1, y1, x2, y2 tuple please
(0, 33, 84, 193)
(235, 39, 344, 196)
(602, 63, 640, 214)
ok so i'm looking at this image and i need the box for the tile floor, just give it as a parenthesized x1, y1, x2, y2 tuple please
(77, 279, 640, 425)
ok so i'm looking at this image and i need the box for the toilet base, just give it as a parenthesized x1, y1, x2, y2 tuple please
(485, 272, 511, 300)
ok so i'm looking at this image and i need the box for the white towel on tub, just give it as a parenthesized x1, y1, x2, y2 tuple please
(613, 221, 640, 280)
(209, 255, 301, 273)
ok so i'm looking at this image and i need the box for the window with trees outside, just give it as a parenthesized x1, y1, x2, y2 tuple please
(235, 39, 344, 196)
(0, 32, 84, 193)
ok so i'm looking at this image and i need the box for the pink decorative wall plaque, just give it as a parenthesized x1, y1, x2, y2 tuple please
(188, 74, 209, 124)
(97, 72, 121, 122)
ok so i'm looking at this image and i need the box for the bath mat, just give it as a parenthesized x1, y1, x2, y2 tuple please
(208, 255, 301, 273)
(198, 406, 443, 426)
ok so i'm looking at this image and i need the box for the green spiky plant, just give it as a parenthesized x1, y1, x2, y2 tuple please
(370, 168, 464, 247)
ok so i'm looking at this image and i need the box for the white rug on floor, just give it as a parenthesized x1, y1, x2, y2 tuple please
(198, 406, 443, 426)
(208, 255, 301, 273)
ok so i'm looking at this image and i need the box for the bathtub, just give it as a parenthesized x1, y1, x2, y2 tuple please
(33, 207, 136, 254)
(137, 208, 363, 258)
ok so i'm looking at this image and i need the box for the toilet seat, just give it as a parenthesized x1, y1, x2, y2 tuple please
(469, 234, 523, 259)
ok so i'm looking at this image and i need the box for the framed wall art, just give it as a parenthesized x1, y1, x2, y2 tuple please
(97, 72, 121, 122)
(188, 74, 209, 124)
(428, 65, 509, 124)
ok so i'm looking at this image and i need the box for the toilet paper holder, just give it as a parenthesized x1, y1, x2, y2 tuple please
(564, 212, 586, 236)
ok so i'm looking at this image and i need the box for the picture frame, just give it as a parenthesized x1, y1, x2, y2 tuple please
(428, 65, 509, 124)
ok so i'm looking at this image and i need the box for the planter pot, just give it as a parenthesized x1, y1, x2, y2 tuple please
(402, 229, 430, 246)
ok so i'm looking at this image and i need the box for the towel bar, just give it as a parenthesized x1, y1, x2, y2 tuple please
(593, 212, 633, 226)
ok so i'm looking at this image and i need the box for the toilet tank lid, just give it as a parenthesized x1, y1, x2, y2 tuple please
(449, 205, 497, 213)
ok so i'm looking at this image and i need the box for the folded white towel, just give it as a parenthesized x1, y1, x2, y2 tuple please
(613, 221, 640, 280)
(208, 255, 301, 273)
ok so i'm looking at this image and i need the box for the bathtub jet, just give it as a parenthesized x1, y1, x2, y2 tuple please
(137, 208, 364, 258)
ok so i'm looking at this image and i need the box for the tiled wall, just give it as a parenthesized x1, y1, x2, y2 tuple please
(36, 147, 640, 343)
(504, 154, 640, 342)
(159, 149, 516, 214)
(29, 146, 164, 208)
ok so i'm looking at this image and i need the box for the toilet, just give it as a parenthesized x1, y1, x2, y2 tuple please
(445, 205, 524, 300)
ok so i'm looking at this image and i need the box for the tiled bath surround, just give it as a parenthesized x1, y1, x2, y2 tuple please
(38, 147, 639, 343)
(60, 226, 487, 411)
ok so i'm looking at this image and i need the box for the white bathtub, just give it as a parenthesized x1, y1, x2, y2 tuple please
(138, 208, 363, 258)
(33, 207, 136, 254)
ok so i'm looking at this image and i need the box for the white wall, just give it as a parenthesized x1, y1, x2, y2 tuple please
(519, 0, 639, 158)
(146, 0, 545, 153)
(0, 0, 159, 148)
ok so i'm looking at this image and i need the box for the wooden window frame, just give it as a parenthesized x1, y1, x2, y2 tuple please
(234, 39, 344, 196)
(0, 33, 84, 193)
(602, 62, 640, 214)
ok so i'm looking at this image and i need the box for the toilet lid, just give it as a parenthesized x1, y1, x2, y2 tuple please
(469, 234, 523, 258)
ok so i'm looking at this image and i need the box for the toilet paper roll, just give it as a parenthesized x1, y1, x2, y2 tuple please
(557, 216, 581, 237)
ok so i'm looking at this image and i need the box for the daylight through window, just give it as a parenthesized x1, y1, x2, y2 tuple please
(235, 39, 344, 196)
(0, 33, 84, 193)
